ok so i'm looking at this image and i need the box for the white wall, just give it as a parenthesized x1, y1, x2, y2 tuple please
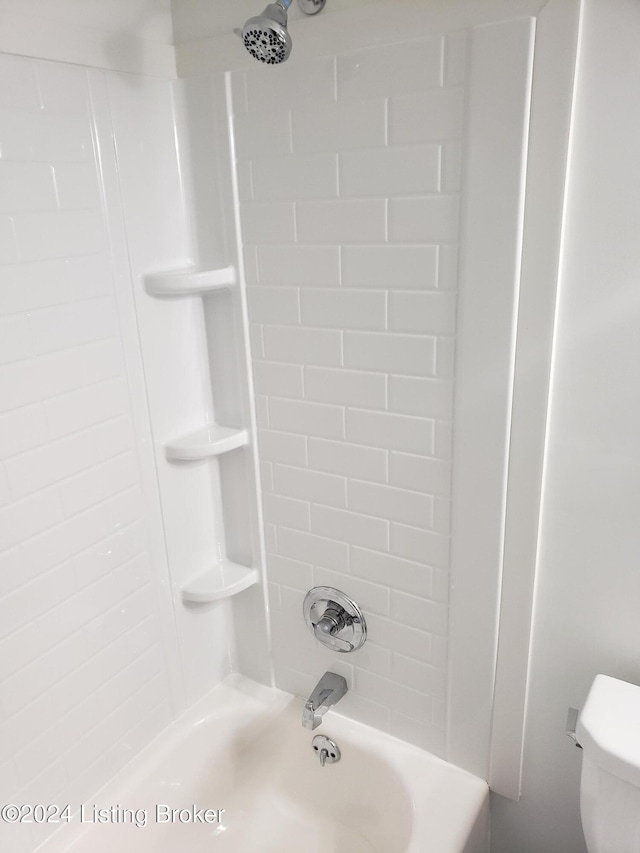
(491, 0, 640, 849)
(0, 17, 273, 853)
(231, 32, 466, 753)
(0, 0, 175, 76)
(105, 70, 273, 701)
(0, 55, 181, 853)
(173, 0, 553, 767)
(171, 0, 545, 44)
(100, 71, 247, 708)
(173, 0, 547, 75)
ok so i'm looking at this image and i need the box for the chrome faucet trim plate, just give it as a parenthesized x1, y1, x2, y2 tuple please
(303, 586, 367, 653)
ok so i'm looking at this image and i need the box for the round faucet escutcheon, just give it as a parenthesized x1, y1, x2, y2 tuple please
(303, 587, 367, 653)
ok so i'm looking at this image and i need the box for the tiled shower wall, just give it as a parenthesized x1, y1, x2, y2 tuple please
(233, 32, 467, 753)
(0, 55, 174, 852)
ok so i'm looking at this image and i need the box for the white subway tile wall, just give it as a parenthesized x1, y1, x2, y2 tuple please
(0, 54, 172, 851)
(233, 32, 467, 754)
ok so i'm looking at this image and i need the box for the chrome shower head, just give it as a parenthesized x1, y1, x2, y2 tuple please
(240, 2, 292, 65)
(236, 0, 326, 65)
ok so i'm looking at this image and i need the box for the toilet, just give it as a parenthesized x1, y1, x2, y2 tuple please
(576, 674, 640, 852)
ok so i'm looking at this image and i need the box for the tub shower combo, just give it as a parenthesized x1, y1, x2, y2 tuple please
(57, 586, 487, 852)
(6, 0, 585, 851)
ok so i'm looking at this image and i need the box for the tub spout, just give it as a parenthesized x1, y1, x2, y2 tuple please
(302, 671, 347, 730)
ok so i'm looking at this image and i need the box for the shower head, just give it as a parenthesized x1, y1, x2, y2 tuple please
(240, 2, 292, 65)
(236, 0, 326, 65)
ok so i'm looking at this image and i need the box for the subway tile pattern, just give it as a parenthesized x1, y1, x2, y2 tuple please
(232, 32, 467, 755)
(0, 54, 172, 851)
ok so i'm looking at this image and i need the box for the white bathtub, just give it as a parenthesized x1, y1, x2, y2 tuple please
(45, 675, 488, 853)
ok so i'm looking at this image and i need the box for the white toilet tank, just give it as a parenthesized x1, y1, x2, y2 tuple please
(576, 675, 640, 853)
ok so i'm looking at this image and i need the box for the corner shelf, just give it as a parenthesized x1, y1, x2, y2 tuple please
(165, 424, 249, 461)
(145, 264, 237, 296)
(181, 560, 259, 603)
(144, 260, 260, 609)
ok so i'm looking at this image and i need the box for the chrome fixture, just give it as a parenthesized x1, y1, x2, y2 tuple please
(302, 671, 347, 730)
(235, 0, 326, 65)
(303, 586, 367, 653)
(312, 734, 341, 767)
(566, 707, 582, 748)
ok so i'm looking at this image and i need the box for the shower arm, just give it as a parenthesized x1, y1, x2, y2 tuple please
(274, 0, 326, 13)
(246, 0, 324, 22)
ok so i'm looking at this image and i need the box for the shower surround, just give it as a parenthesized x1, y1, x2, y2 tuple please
(0, 35, 468, 849)
(232, 35, 466, 753)
(0, 57, 179, 853)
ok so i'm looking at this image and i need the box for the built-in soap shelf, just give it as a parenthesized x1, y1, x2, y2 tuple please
(145, 264, 236, 296)
(165, 424, 249, 461)
(144, 260, 258, 606)
(181, 559, 258, 604)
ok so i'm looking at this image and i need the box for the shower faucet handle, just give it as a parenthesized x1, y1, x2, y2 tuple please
(313, 602, 355, 651)
(322, 635, 353, 652)
(303, 586, 367, 654)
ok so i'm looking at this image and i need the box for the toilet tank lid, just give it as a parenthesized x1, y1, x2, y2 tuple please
(576, 674, 640, 788)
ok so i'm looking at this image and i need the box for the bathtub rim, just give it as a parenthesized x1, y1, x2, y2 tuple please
(36, 673, 488, 853)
